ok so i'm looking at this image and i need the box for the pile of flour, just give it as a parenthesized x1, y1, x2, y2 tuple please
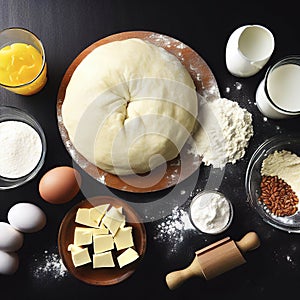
(190, 98, 253, 169)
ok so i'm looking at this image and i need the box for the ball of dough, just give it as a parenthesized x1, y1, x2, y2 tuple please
(62, 38, 197, 175)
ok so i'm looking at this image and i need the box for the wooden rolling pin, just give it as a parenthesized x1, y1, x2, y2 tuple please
(165, 232, 260, 290)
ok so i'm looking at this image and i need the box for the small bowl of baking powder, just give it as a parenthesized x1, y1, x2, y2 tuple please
(189, 190, 233, 234)
(0, 106, 46, 190)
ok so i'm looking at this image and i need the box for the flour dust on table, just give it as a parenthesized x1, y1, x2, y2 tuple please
(32, 249, 67, 281)
(153, 205, 196, 255)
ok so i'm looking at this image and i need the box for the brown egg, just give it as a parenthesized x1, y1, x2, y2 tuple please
(39, 166, 81, 204)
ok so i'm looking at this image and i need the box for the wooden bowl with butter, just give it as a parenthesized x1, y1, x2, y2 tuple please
(58, 195, 147, 285)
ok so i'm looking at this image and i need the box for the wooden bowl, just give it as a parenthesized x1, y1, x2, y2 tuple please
(57, 31, 220, 193)
(57, 195, 147, 285)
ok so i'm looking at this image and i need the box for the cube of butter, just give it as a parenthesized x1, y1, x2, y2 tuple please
(93, 251, 115, 268)
(70, 247, 91, 267)
(117, 247, 139, 268)
(75, 208, 97, 228)
(89, 204, 110, 227)
(102, 206, 125, 236)
(74, 227, 93, 246)
(93, 234, 114, 253)
(113, 227, 134, 250)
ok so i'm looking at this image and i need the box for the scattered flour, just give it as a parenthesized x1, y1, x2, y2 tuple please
(190, 98, 253, 169)
(98, 174, 106, 184)
(33, 250, 67, 280)
(153, 206, 195, 253)
(234, 82, 242, 90)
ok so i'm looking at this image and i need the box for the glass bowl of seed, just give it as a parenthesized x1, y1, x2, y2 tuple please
(245, 134, 300, 233)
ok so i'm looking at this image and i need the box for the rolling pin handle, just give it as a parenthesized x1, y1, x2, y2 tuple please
(165, 256, 203, 290)
(236, 231, 260, 253)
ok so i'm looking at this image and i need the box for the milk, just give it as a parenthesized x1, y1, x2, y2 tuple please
(267, 63, 300, 112)
(255, 56, 300, 119)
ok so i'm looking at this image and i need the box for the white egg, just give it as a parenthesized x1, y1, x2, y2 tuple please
(0, 222, 24, 252)
(8, 203, 47, 233)
(0, 250, 19, 275)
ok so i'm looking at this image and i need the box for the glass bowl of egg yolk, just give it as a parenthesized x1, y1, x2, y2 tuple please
(245, 134, 300, 233)
(0, 105, 46, 190)
(0, 27, 47, 96)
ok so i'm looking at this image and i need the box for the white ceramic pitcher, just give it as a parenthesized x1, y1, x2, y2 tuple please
(225, 25, 275, 77)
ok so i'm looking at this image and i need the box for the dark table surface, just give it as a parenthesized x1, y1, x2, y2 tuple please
(1, 1, 300, 299)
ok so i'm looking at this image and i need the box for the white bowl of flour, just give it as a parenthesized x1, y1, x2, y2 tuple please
(189, 190, 233, 234)
(0, 106, 46, 190)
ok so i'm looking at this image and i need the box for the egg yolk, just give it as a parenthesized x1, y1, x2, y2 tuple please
(0, 43, 43, 86)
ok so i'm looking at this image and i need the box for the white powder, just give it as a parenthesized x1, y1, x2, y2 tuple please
(234, 82, 242, 90)
(98, 174, 106, 184)
(190, 98, 253, 168)
(0, 120, 42, 178)
(153, 206, 195, 253)
(33, 251, 67, 280)
(190, 192, 232, 234)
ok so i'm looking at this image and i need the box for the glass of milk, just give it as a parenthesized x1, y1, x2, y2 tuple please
(255, 56, 300, 119)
